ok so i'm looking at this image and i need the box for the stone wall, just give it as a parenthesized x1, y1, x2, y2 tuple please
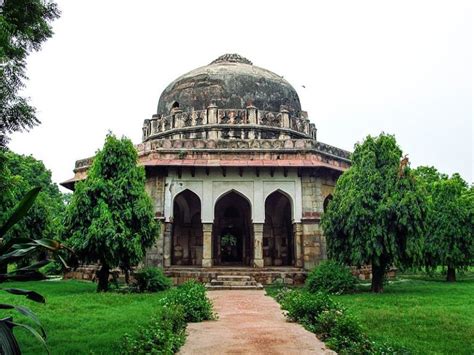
(300, 171, 337, 270)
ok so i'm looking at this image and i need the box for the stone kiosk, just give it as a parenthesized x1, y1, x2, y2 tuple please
(62, 54, 351, 285)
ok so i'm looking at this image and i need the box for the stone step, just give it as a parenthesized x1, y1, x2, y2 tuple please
(216, 275, 251, 281)
(205, 283, 264, 290)
(210, 280, 257, 286)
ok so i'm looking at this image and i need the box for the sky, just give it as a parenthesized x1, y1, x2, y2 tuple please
(8, 0, 473, 188)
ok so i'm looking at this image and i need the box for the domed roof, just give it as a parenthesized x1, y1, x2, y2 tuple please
(157, 54, 301, 116)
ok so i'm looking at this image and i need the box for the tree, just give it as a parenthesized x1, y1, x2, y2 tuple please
(63, 134, 158, 292)
(0, 150, 66, 271)
(0, 0, 60, 147)
(321, 133, 426, 292)
(414, 167, 474, 281)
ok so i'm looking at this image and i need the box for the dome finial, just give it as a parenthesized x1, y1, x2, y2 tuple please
(210, 53, 253, 65)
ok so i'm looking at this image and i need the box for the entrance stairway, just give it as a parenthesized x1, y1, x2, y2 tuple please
(206, 275, 263, 290)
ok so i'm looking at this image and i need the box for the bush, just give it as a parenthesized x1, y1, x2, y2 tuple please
(133, 267, 172, 292)
(161, 280, 215, 322)
(40, 261, 63, 276)
(279, 290, 405, 354)
(280, 290, 339, 332)
(306, 260, 357, 295)
(123, 306, 186, 354)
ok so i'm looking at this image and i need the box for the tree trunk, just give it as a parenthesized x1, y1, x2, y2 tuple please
(124, 268, 130, 284)
(96, 264, 110, 292)
(446, 265, 456, 282)
(371, 263, 386, 293)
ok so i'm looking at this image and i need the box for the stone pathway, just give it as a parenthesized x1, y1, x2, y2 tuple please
(178, 290, 334, 355)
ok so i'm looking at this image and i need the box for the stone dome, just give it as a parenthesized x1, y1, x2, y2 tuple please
(157, 54, 302, 116)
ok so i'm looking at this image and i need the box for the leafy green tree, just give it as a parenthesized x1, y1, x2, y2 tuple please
(0, 0, 60, 147)
(414, 167, 474, 281)
(63, 134, 158, 292)
(322, 133, 426, 292)
(0, 150, 65, 271)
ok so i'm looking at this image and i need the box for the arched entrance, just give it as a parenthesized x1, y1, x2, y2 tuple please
(213, 191, 252, 266)
(263, 191, 294, 266)
(172, 190, 203, 265)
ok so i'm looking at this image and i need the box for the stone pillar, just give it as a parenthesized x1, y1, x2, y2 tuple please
(253, 223, 264, 267)
(247, 105, 257, 125)
(281, 109, 290, 128)
(207, 104, 218, 140)
(163, 222, 172, 267)
(202, 223, 213, 267)
(293, 222, 303, 267)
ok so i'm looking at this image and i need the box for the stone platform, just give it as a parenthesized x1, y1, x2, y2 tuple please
(165, 266, 307, 286)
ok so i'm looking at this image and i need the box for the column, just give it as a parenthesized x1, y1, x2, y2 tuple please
(202, 223, 213, 267)
(293, 222, 303, 267)
(163, 222, 172, 267)
(253, 223, 264, 267)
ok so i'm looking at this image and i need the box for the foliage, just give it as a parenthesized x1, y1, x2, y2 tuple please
(306, 260, 357, 295)
(279, 290, 373, 353)
(220, 233, 237, 247)
(161, 280, 215, 322)
(0, 150, 66, 268)
(322, 133, 426, 292)
(0, 187, 74, 354)
(414, 167, 474, 281)
(63, 133, 158, 291)
(133, 267, 171, 293)
(0, 0, 60, 147)
(122, 306, 186, 354)
(39, 261, 62, 276)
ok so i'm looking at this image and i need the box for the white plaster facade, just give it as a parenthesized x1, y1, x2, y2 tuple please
(165, 168, 302, 224)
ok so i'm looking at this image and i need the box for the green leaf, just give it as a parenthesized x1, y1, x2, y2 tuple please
(7, 320, 50, 355)
(0, 304, 46, 339)
(1, 289, 45, 303)
(0, 187, 41, 238)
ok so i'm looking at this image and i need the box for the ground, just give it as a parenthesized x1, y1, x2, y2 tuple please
(179, 290, 333, 355)
(333, 273, 474, 354)
(2, 275, 473, 354)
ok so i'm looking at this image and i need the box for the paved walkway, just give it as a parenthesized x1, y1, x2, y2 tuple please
(178, 290, 334, 355)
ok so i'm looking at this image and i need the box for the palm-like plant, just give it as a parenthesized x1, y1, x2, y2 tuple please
(0, 187, 75, 354)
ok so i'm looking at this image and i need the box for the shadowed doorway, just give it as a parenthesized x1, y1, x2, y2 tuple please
(213, 191, 252, 266)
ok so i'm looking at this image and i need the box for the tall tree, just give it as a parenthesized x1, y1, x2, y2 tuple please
(63, 134, 158, 292)
(0, 0, 60, 147)
(414, 167, 474, 281)
(0, 150, 66, 270)
(322, 133, 426, 292)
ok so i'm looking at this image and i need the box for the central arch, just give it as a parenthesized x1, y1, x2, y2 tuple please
(213, 191, 252, 266)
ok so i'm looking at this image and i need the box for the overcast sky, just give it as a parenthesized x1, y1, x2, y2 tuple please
(8, 0, 473, 187)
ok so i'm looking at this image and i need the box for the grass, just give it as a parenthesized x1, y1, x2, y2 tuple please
(332, 273, 474, 355)
(0, 280, 168, 354)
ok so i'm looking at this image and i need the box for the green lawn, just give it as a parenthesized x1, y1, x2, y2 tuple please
(333, 274, 474, 355)
(0, 280, 168, 354)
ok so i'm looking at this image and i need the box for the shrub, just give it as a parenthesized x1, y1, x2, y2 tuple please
(306, 260, 357, 295)
(40, 261, 63, 276)
(123, 306, 186, 354)
(279, 290, 405, 354)
(280, 290, 338, 331)
(161, 280, 215, 322)
(315, 309, 370, 354)
(133, 267, 172, 292)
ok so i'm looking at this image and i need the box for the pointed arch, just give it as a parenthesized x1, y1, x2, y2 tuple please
(264, 190, 294, 266)
(323, 194, 333, 213)
(213, 189, 252, 265)
(172, 189, 202, 266)
(264, 188, 294, 220)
